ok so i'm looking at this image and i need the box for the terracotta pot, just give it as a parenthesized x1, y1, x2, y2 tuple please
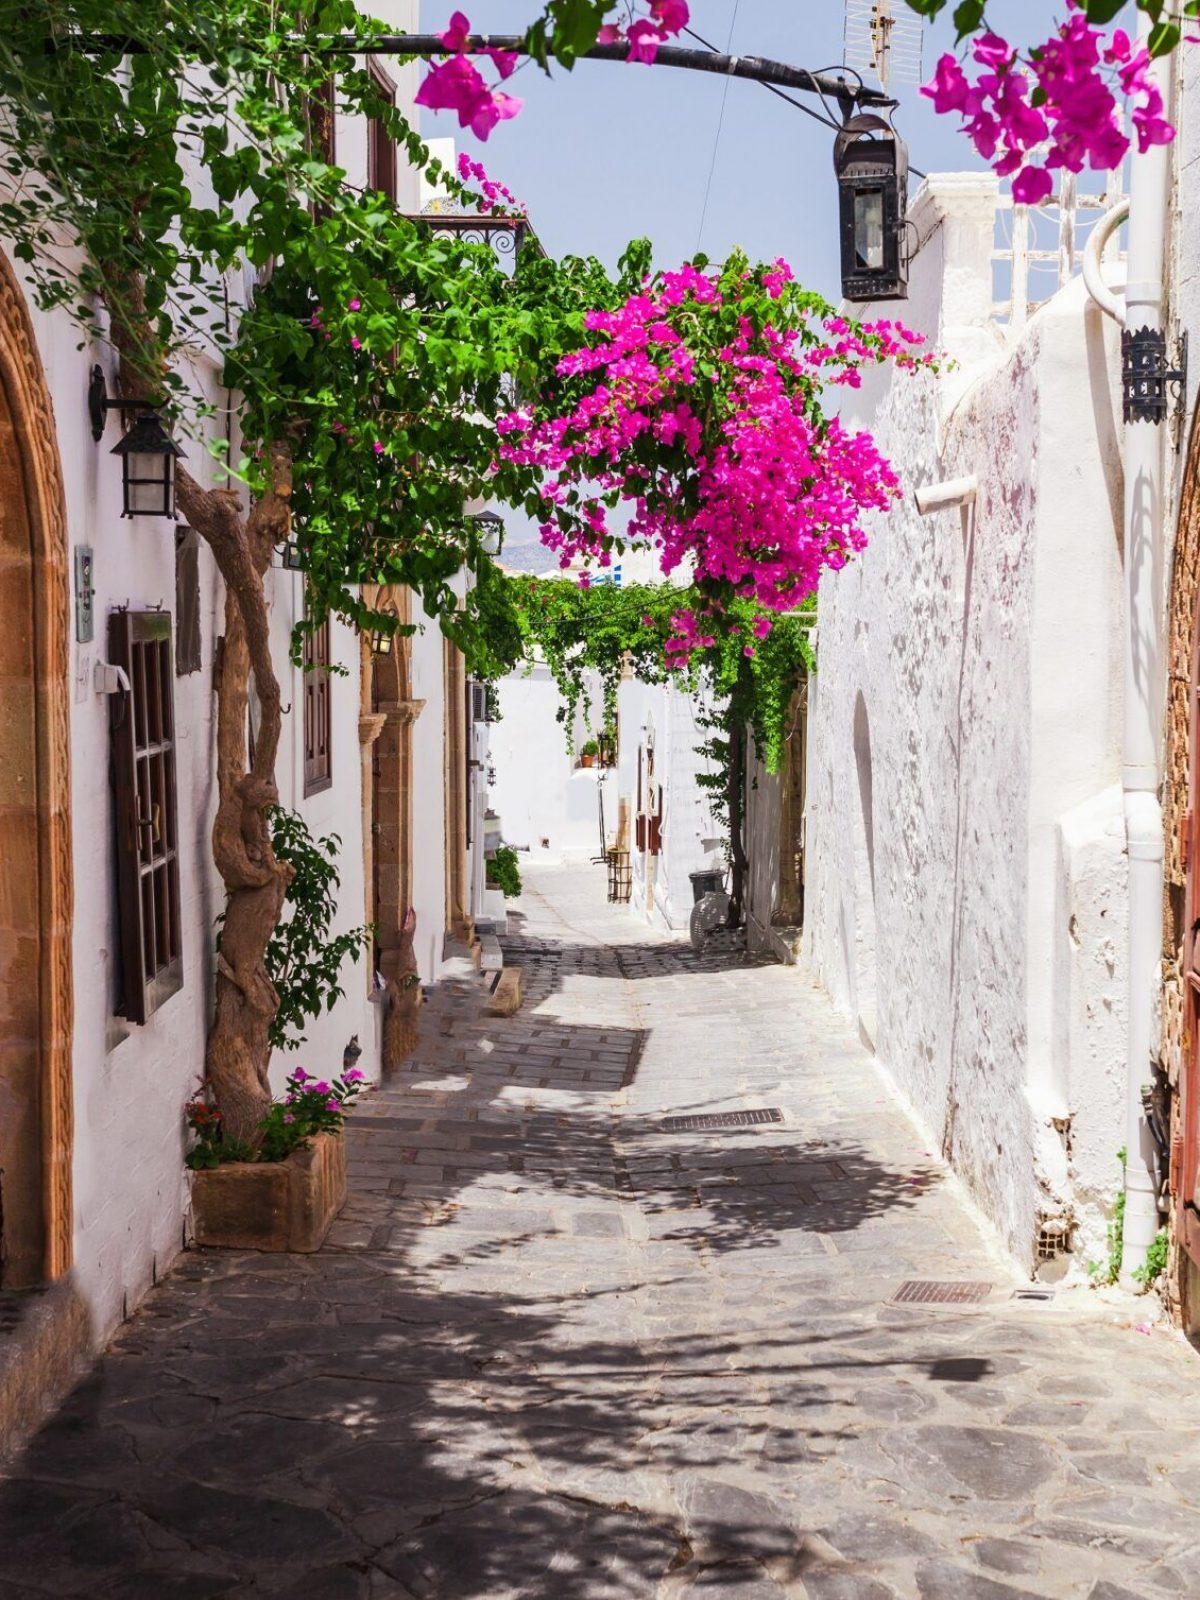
(580, 754, 596, 768)
(190, 1129, 346, 1252)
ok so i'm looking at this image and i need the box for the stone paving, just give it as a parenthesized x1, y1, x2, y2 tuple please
(4, 864, 1200, 1599)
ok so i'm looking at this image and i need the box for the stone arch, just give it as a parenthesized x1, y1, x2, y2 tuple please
(0, 248, 74, 1287)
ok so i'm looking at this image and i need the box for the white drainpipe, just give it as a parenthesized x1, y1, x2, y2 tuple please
(1082, 18, 1174, 1279)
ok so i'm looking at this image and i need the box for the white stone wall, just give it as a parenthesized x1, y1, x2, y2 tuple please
(804, 175, 1128, 1270)
(14, 17, 425, 1341)
(490, 661, 608, 864)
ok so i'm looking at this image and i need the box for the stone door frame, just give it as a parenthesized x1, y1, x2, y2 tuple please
(0, 248, 74, 1287)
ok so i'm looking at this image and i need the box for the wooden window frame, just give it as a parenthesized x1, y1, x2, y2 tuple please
(109, 609, 184, 1024)
(367, 60, 397, 204)
(303, 616, 333, 796)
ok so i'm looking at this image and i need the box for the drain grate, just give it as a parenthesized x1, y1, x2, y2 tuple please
(892, 1280, 992, 1306)
(661, 1108, 784, 1133)
(1012, 1287, 1056, 1303)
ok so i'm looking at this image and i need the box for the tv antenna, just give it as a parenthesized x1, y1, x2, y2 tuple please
(844, 0, 923, 92)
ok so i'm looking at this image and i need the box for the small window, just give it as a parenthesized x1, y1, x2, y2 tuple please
(367, 62, 397, 203)
(109, 609, 184, 1024)
(303, 617, 332, 795)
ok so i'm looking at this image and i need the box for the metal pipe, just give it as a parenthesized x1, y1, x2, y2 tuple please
(914, 475, 977, 516)
(1082, 197, 1129, 326)
(1118, 17, 1173, 1281)
(321, 35, 891, 110)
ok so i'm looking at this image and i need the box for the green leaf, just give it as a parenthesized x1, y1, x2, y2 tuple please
(952, 1, 986, 39)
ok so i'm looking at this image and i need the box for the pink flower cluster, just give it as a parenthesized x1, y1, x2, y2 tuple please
(923, 11, 1174, 206)
(415, 11, 522, 140)
(497, 262, 930, 662)
(456, 152, 526, 216)
(415, 5, 691, 139)
(598, 0, 691, 65)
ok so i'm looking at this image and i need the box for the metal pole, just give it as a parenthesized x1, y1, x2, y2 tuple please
(66, 31, 894, 113)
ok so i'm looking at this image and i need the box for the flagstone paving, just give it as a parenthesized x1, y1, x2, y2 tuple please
(3, 863, 1200, 1598)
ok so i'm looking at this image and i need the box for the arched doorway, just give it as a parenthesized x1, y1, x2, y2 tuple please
(0, 250, 74, 1288)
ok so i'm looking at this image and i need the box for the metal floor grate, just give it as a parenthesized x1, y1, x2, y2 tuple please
(661, 1108, 784, 1133)
(892, 1280, 992, 1306)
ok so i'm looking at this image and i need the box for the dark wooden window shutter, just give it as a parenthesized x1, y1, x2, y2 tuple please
(303, 617, 332, 795)
(367, 61, 397, 203)
(109, 610, 184, 1024)
(174, 526, 202, 675)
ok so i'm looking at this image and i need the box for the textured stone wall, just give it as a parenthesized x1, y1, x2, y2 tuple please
(804, 175, 1128, 1269)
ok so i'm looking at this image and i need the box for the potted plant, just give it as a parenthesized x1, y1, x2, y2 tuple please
(580, 738, 599, 769)
(186, 1065, 365, 1252)
(486, 844, 523, 899)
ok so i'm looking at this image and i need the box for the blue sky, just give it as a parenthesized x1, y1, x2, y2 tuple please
(417, 3, 1064, 300)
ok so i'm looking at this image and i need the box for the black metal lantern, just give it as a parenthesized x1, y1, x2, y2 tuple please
(834, 114, 909, 303)
(111, 412, 186, 519)
(370, 601, 400, 656)
(468, 509, 505, 557)
(88, 364, 184, 519)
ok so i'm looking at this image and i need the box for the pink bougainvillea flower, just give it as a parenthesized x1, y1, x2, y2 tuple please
(313, 1081, 331, 1095)
(495, 257, 931, 664)
(293, 1067, 309, 1083)
(651, 0, 690, 33)
(1012, 165, 1054, 205)
(344, 1067, 364, 1083)
(373, 440, 385, 455)
(923, 13, 1175, 201)
(349, 335, 361, 351)
(597, 23, 622, 44)
(439, 9, 471, 50)
(626, 19, 667, 64)
(348, 298, 361, 311)
(484, 47, 520, 79)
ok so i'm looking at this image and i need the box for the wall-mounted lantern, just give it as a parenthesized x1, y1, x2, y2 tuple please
(89, 365, 185, 519)
(468, 509, 505, 557)
(370, 601, 400, 656)
(834, 114, 909, 303)
(278, 541, 304, 571)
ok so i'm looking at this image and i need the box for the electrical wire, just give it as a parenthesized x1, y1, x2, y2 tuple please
(680, 20, 927, 179)
(694, 0, 740, 253)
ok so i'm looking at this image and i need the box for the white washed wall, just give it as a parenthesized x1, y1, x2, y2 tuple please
(17, 12, 422, 1341)
(804, 175, 1128, 1270)
(491, 662, 607, 863)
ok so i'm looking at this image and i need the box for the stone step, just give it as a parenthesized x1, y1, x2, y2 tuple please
(487, 967, 523, 1017)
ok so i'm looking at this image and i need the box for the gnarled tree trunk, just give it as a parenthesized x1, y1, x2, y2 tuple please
(175, 445, 294, 1140)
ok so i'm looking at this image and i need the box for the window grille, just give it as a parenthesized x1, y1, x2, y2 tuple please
(109, 609, 184, 1024)
(303, 617, 332, 795)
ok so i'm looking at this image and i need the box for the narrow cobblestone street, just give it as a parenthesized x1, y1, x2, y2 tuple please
(4, 865, 1200, 1599)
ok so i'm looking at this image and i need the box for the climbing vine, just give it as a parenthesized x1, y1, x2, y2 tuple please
(506, 576, 814, 920)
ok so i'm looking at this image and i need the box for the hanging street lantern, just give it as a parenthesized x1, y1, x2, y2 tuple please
(88, 365, 185, 519)
(468, 509, 505, 557)
(834, 113, 909, 303)
(110, 412, 186, 520)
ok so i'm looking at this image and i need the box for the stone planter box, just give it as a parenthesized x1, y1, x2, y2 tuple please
(190, 1130, 346, 1252)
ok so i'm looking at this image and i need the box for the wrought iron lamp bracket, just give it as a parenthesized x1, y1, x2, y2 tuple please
(88, 364, 168, 441)
(1121, 327, 1188, 428)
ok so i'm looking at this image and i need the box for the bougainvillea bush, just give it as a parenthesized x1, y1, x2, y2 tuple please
(496, 253, 935, 660)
